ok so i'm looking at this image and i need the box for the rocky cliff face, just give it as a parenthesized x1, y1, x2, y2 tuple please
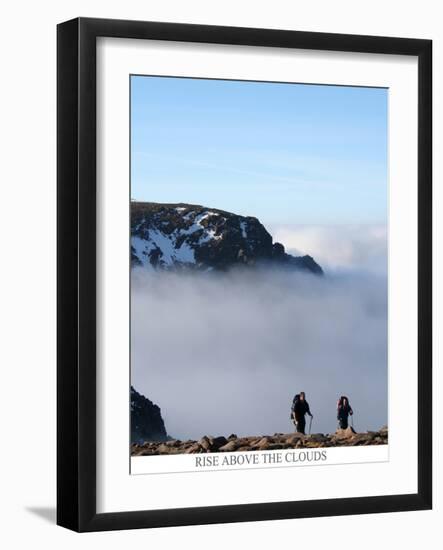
(131, 386, 168, 444)
(131, 201, 323, 274)
(131, 426, 388, 455)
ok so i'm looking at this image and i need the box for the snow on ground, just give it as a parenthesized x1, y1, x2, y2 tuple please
(132, 232, 195, 267)
(172, 240, 195, 263)
(132, 210, 228, 267)
(173, 211, 223, 244)
(240, 220, 248, 239)
(132, 236, 155, 268)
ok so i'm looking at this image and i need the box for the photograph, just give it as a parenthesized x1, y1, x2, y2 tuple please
(129, 75, 389, 459)
(54, 13, 432, 534)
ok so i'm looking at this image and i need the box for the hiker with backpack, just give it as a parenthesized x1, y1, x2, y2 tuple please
(337, 395, 353, 429)
(290, 391, 313, 434)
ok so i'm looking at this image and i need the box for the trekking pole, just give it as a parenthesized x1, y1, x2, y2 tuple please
(309, 416, 313, 435)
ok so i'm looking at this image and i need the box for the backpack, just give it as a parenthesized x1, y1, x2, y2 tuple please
(291, 394, 300, 414)
(338, 396, 351, 415)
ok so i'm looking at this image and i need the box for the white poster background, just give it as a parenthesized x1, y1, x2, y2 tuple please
(97, 38, 418, 513)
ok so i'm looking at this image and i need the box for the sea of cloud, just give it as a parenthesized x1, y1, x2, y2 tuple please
(131, 225, 387, 440)
(271, 224, 388, 275)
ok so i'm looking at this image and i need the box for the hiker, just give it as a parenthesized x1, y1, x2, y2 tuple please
(291, 391, 313, 434)
(337, 395, 353, 429)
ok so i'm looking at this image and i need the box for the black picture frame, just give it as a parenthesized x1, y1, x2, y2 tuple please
(57, 17, 432, 532)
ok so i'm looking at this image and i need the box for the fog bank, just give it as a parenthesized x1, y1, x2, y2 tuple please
(131, 266, 387, 440)
(271, 224, 387, 275)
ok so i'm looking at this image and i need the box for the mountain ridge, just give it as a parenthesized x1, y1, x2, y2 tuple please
(131, 201, 323, 274)
(131, 386, 168, 444)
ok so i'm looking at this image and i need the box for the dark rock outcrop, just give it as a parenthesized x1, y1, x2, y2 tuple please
(131, 386, 168, 444)
(131, 427, 388, 455)
(131, 201, 323, 274)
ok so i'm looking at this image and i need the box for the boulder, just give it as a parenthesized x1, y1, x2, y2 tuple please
(209, 436, 228, 449)
(335, 427, 357, 439)
(309, 433, 328, 442)
(218, 441, 238, 452)
(198, 436, 212, 451)
(285, 434, 304, 446)
(185, 444, 202, 454)
(379, 426, 388, 436)
(267, 443, 284, 450)
(256, 437, 271, 449)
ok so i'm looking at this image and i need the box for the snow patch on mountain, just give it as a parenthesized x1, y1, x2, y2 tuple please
(132, 232, 195, 268)
(178, 211, 222, 243)
(240, 220, 248, 239)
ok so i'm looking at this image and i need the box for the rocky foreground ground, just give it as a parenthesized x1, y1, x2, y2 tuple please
(131, 426, 388, 456)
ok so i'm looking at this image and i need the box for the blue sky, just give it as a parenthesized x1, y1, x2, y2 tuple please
(131, 76, 387, 226)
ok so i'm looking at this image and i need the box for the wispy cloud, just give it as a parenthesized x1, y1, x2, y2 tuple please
(271, 224, 388, 275)
(132, 150, 329, 188)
